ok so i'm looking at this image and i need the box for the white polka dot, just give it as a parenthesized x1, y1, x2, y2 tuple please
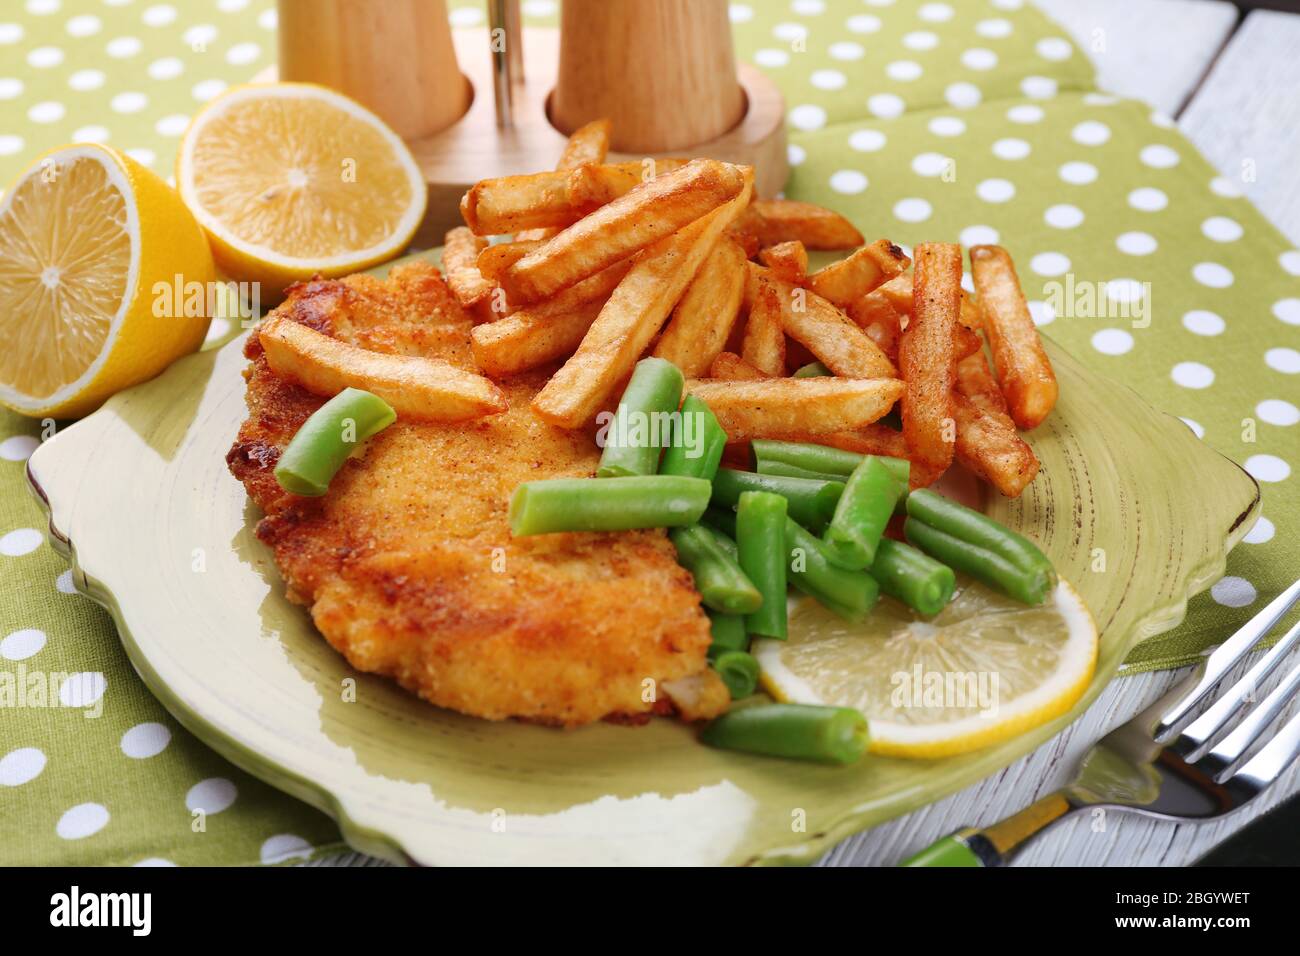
(1086, 93, 1119, 106)
(945, 82, 981, 108)
(893, 198, 932, 223)
(1245, 455, 1291, 483)
(829, 170, 867, 194)
(257, 7, 277, 28)
(1149, 110, 1174, 128)
(962, 48, 998, 71)
(65, 14, 100, 36)
(1044, 204, 1084, 229)
(1140, 144, 1179, 168)
(1244, 517, 1274, 544)
(1210, 176, 1243, 198)
(788, 104, 826, 131)
(27, 45, 64, 68)
(1007, 104, 1043, 124)
(1106, 278, 1146, 304)
(182, 24, 217, 47)
(154, 114, 189, 136)
(867, 94, 905, 119)
(1036, 37, 1072, 61)
(1211, 576, 1256, 608)
(0, 135, 24, 156)
(191, 79, 226, 101)
(911, 152, 951, 177)
(1072, 120, 1110, 146)
(902, 30, 938, 50)
(754, 48, 788, 68)
(1201, 216, 1242, 242)
(0, 78, 22, 100)
(142, 3, 175, 26)
(990, 137, 1029, 161)
(0, 23, 23, 44)
(960, 273, 975, 294)
(1116, 231, 1157, 255)
(1272, 299, 1300, 326)
(121, 722, 171, 759)
(1059, 161, 1097, 185)
(829, 41, 864, 60)
(1128, 187, 1167, 211)
(992, 0, 1024, 8)
(147, 56, 183, 79)
(848, 129, 886, 152)
(1182, 310, 1224, 336)
(105, 36, 140, 58)
(218, 0, 249, 10)
(729, 2, 752, 21)
(1028, 300, 1055, 326)
(0, 435, 38, 461)
(1266, 348, 1300, 374)
(448, 5, 483, 26)
(68, 68, 105, 91)
(1021, 76, 1057, 99)
(28, 101, 65, 124)
(125, 148, 155, 166)
(794, 0, 824, 13)
(928, 116, 965, 137)
(1181, 418, 1204, 439)
(56, 569, 76, 593)
(1030, 252, 1070, 276)
(1257, 399, 1299, 426)
(0, 528, 42, 556)
(0, 747, 46, 786)
(919, 3, 954, 22)
(186, 777, 238, 814)
(225, 42, 260, 65)
(59, 672, 106, 708)
(1192, 262, 1233, 288)
(786, 143, 805, 166)
(773, 21, 806, 42)
(960, 225, 999, 247)
(886, 60, 923, 82)
(134, 857, 178, 867)
(847, 14, 882, 33)
(1, 628, 45, 661)
(1171, 361, 1214, 389)
(261, 834, 314, 864)
(976, 17, 1012, 38)
(811, 69, 846, 90)
(71, 124, 108, 143)
(57, 803, 109, 840)
(976, 178, 1014, 203)
(111, 91, 147, 113)
(1091, 328, 1133, 355)
(1278, 250, 1300, 276)
(27, 0, 60, 12)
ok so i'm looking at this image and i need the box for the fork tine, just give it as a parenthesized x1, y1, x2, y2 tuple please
(1199, 655, 1300, 782)
(1157, 577, 1300, 741)
(1220, 699, 1300, 799)
(1175, 620, 1300, 761)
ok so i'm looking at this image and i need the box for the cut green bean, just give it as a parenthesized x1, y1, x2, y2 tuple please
(659, 394, 726, 481)
(711, 650, 760, 700)
(755, 459, 848, 484)
(904, 517, 1051, 606)
(700, 703, 870, 764)
(274, 387, 396, 497)
(785, 518, 880, 621)
(670, 525, 762, 614)
(736, 491, 789, 640)
(712, 468, 843, 534)
(700, 506, 737, 540)
(793, 361, 831, 378)
(754, 438, 911, 489)
(823, 456, 902, 570)
(597, 356, 684, 477)
(509, 476, 710, 536)
(905, 489, 1055, 581)
(869, 537, 956, 617)
(706, 610, 750, 657)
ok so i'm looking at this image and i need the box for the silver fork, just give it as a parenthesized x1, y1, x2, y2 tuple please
(901, 577, 1300, 866)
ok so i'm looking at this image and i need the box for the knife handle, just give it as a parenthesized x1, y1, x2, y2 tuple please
(899, 792, 1075, 867)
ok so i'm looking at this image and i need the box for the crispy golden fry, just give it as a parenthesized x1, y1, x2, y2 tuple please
(741, 260, 769, 312)
(684, 377, 904, 442)
(460, 170, 577, 235)
(515, 119, 613, 242)
(503, 159, 747, 307)
(846, 296, 904, 364)
(970, 244, 1058, 430)
(955, 349, 1011, 420)
(709, 351, 768, 381)
(442, 227, 494, 309)
(566, 158, 690, 211)
(742, 277, 788, 376)
(477, 239, 543, 282)
(532, 176, 752, 427)
(901, 243, 960, 483)
(767, 276, 896, 379)
(259, 314, 508, 422)
(732, 199, 864, 250)
(652, 236, 747, 376)
(952, 393, 1040, 497)
(808, 239, 911, 307)
(759, 240, 809, 284)
(954, 323, 984, 361)
(873, 272, 983, 329)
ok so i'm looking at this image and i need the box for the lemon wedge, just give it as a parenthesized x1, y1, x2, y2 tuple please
(176, 83, 426, 300)
(0, 144, 215, 419)
(754, 577, 1098, 759)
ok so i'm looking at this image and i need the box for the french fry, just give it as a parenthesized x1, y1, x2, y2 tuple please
(767, 276, 897, 379)
(259, 315, 507, 422)
(952, 393, 1040, 497)
(653, 236, 747, 376)
(684, 377, 904, 442)
(532, 175, 752, 428)
(566, 158, 690, 211)
(900, 243, 960, 483)
(503, 159, 747, 307)
(759, 240, 809, 284)
(442, 227, 494, 309)
(742, 260, 769, 311)
(808, 239, 910, 307)
(742, 277, 787, 376)
(732, 199, 864, 250)
(477, 239, 544, 282)
(709, 351, 770, 381)
(955, 349, 1011, 421)
(872, 272, 983, 329)
(460, 170, 577, 235)
(515, 118, 613, 242)
(954, 323, 984, 360)
(846, 296, 903, 363)
(970, 244, 1058, 429)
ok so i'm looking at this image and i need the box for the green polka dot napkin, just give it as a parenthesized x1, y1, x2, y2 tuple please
(1, 0, 1295, 865)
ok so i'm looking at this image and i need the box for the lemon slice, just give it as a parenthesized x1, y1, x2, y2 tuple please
(176, 83, 426, 299)
(0, 144, 215, 419)
(754, 577, 1098, 759)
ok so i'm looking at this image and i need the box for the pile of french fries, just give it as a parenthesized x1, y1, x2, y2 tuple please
(445, 118, 1057, 498)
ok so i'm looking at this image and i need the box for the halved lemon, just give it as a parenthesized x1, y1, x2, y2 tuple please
(755, 577, 1098, 759)
(0, 144, 216, 419)
(176, 83, 426, 300)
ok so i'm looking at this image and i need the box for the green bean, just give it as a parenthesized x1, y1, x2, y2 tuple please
(905, 489, 1055, 581)
(700, 506, 737, 540)
(669, 525, 762, 614)
(736, 491, 789, 640)
(755, 459, 848, 484)
(823, 456, 902, 570)
(869, 537, 955, 617)
(904, 517, 1051, 606)
(274, 387, 396, 497)
(711, 650, 760, 700)
(658, 394, 726, 481)
(784, 518, 879, 621)
(509, 476, 710, 536)
(793, 361, 832, 378)
(597, 356, 684, 477)
(700, 703, 870, 764)
(712, 468, 843, 534)
(706, 610, 750, 657)
(754, 438, 911, 490)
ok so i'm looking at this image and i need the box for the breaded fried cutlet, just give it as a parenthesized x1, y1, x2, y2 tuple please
(227, 261, 729, 727)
